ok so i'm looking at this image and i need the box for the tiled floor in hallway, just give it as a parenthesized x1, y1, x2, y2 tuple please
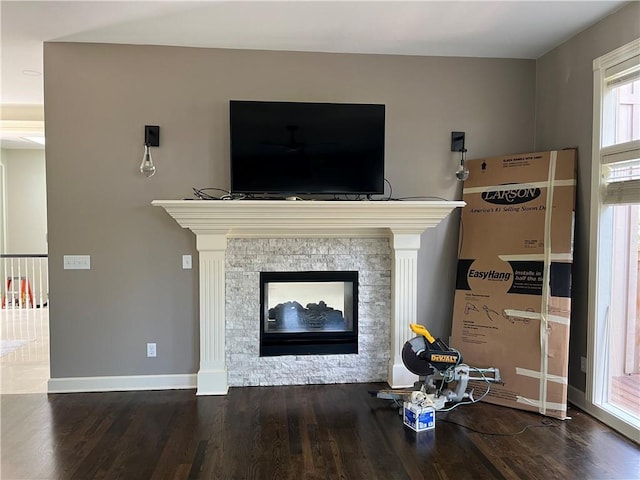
(0, 307, 49, 394)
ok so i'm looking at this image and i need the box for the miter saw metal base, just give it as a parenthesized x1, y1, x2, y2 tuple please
(374, 385, 449, 410)
(374, 364, 501, 411)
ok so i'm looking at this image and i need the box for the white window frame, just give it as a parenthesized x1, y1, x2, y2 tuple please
(0, 161, 5, 254)
(588, 38, 640, 443)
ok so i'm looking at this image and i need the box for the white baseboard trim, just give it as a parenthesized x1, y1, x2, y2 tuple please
(48, 374, 197, 393)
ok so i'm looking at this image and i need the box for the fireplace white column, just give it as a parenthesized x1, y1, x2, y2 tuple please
(196, 234, 228, 395)
(389, 232, 421, 388)
(152, 200, 464, 395)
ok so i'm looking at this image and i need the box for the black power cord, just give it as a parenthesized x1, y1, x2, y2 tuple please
(190, 181, 457, 203)
(437, 415, 558, 436)
(392, 195, 451, 201)
(191, 187, 247, 200)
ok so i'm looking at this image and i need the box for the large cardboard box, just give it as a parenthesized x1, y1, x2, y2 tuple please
(450, 149, 577, 420)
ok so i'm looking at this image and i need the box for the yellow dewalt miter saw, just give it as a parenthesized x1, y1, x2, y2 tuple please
(376, 323, 501, 411)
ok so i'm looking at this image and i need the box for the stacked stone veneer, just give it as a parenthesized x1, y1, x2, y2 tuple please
(225, 237, 391, 387)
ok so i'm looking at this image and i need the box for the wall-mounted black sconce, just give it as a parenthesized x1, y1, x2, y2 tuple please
(451, 131, 469, 181)
(140, 125, 160, 178)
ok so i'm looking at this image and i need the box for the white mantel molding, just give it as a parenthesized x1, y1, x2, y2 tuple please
(153, 199, 464, 395)
(152, 200, 464, 237)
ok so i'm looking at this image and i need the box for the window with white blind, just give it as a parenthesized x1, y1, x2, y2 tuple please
(600, 55, 640, 205)
(589, 38, 640, 442)
(601, 140, 640, 204)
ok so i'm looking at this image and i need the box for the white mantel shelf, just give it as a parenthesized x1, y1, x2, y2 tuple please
(153, 199, 465, 395)
(152, 199, 465, 237)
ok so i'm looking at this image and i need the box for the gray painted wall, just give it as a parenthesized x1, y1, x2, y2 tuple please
(0, 148, 48, 254)
(44, 43, 535, 379)
(535, 1, 640, 392)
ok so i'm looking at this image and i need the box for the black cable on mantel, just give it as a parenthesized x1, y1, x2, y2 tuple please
(391, 196, 452, 201)
(189, 179, 455, 202)
(189, 187, 244, 200)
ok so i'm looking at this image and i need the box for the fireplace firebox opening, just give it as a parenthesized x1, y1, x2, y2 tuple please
(260, 271, 358, 356)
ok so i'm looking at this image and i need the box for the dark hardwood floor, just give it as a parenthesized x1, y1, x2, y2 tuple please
(1, 383, 638, 480)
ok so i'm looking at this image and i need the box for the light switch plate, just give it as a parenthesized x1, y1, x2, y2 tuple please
(182, 255, 192, 269)
(63, 255, 91, 270)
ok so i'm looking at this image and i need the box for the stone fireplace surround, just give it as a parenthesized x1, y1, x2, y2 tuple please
(153, 200, 464, 395)
(227, 237, 389, 386)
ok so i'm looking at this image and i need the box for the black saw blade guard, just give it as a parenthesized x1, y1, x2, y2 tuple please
(402, 335, 435, 377)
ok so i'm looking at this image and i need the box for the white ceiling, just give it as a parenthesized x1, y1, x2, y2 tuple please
(0, 0, 629, 148)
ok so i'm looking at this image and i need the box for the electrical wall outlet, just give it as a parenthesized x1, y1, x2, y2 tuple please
(182, 255, 192, 269)
(63, 255, 91, 270)
(147, 343, 157, 358)
(580, 356, 587, 373)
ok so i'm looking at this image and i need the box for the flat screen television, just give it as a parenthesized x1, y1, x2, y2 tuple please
(229, 100, 385, 196)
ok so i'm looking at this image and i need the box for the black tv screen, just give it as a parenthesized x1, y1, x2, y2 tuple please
(230, 100, 385, 195)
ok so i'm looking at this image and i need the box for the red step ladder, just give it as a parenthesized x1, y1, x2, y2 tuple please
(2, 277, 34, 308)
